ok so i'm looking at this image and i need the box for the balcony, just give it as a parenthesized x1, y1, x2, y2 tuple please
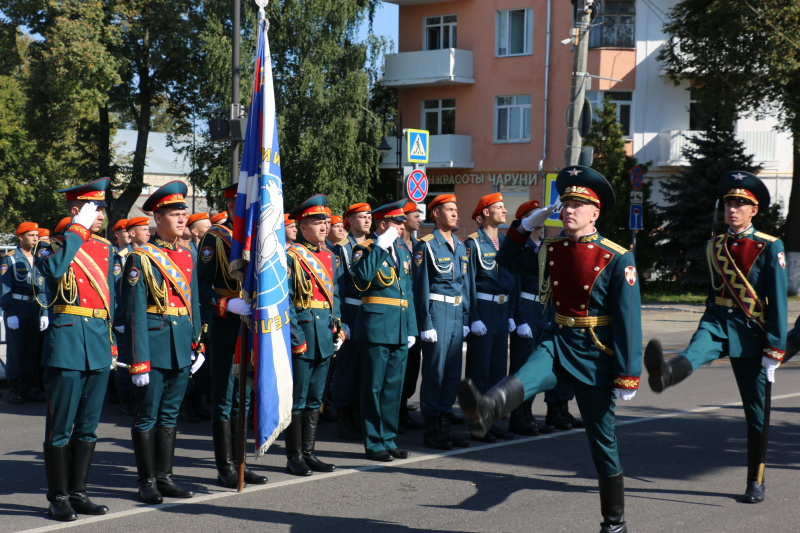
(379, 134, 473, 169)
(382, 49, 475, 88)
(657, 130, 777, 167)
(386, 1, 462, 6)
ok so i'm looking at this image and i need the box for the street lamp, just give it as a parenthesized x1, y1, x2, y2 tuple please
(378, 115, 403, 198)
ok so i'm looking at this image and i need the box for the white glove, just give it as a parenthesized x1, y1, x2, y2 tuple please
(521, 204, 558, 231)
(334, 337, 344, 351)
(516, 323, 533, 338)
(762, 356, 779, 383)
(226, 297, 252, 316)
(508, 318, 516, 333)
(614, 388, 636, 401)
(115, 325, 125, 334)
(6, 316, 19, 330)
(190, 352, 205, 374)
(39, 316, 49, 331)
(407, 336, 416, 349)
(72, 201, 98, 230)
(132, 373, 150, 387)
(420, 329, 438, 343)
(341, 323, 351, 340)
(463, 325, 470, 337)
(376, 226, 399, 251)
(470, 320, 487, 336)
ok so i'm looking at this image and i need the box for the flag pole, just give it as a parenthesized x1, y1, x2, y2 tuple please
(237, 320, 248, 492)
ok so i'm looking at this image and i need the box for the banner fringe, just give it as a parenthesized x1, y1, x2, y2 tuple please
(256, 414, 291, 459)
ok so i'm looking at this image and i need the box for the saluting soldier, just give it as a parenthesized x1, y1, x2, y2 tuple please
(350, 200, 418, 461)
(1, 222, 48, 404)
(331, 202, 372, 441)
(122, 181, 204, 504)
(412, 194, 470, 450)
(644, 171, 788, 504)
(459, 166, 641, 533)
(36, 178, 116, 521)
(285, 194, 343, 476)
(464, 193, 517, 442)
(197, 184, 267, 488)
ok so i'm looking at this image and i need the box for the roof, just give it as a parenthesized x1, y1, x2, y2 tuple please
(114, 129, 193, 176)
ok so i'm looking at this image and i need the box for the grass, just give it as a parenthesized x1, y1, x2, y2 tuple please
(641, 280, 800, 304)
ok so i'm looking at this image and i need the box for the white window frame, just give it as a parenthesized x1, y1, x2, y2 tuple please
(424, 14, 457, 51)
(494, 95, 532, 143)
(422, 98, 456, 136)
(586, 91, 633, 139)
(496, 8, 533, 57)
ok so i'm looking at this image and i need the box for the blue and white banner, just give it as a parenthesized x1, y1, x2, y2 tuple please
(230, 6, 292, 457)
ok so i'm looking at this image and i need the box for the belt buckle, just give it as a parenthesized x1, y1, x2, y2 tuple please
(178, 307, 187, 316)
(92, 309, 103, 318)
(565, 317, 576, 327)
(454, 296, 462, 305)
(497, 295, 507, 304)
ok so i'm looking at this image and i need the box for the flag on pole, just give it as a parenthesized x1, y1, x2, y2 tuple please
(229, 4, 293, 457)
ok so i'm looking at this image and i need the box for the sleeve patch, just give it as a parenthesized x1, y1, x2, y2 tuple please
(624, 266, 637, 286)
(777, 252, 785, 269)
(200, 246, 214, 263)
(414, 251, 423, 266)
(0, 264, 7, 275)
(128, 267, 140, 286)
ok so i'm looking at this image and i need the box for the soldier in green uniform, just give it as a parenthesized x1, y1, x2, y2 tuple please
(458, 166, 641, 533)
(122, 181, 203, 504)
(284, 194, 343, 476)
(1, 222, 48, 404)
(197, 184, 267, 488)
(644, 171, 788, 504)
(350, 200, 418, 461)
(36, 178, 116, 521)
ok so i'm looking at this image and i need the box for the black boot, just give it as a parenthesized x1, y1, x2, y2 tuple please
(743, 429, 766, 503)
(399, 400, 425, 430)
(212, 419, 238, 488)
(336, 406, 363, 441)
(561, 400, 584, 428)
(509, 401, 539, 436)
(154, 426, 193, 498)
(285, 413, 312, 476)
(545, 401, 572, 430)
(301, 410, 336, 472)
(179, 397, 201, 423)
(230, 417, 268, 484)
(118, 389, 135, 416)
(7, 378, 24, 405)
(131, 428, 162, 504)
(67, 440, 108, 515)
(459, 376, 525, 439)
(598, 471, 627, 533)
(21, 376, 45, 402)
(441, 413, 470, 448)
(44, 444, 77, 521)
(644, 339, 693, 393)
(423, 413, 453, 450)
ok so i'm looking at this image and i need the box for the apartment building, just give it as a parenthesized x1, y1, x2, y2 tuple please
(379, 0, 793, 233)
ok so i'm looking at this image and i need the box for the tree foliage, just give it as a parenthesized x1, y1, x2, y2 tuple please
(583, 97, 659, 274)
(654, 119, 785, 290)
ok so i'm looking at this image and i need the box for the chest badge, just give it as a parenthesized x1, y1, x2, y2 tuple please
(624, 266, 637, 287)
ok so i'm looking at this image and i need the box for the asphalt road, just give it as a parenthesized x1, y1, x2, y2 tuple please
(1, 303, 799, 533)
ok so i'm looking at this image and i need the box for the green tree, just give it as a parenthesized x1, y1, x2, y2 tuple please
(654, 119, 784, 291)
(658, 0, 800, 293)
(583, 97, 659, 274)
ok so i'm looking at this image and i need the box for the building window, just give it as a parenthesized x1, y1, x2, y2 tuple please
(495, 95, 531, 142)
(689, 88, 711, 131)
(496, 8, 533, 57)
(423, 99, 456, 136)
(589, 0, 635, 49)
(587, 91, 632, 138)
(425, 15, 457, 50)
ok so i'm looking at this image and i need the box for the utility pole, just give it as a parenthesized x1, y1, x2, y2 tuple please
(564, 0, 593, 166)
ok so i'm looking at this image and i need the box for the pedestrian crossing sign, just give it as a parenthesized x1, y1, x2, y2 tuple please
(406, 129, 429, 164)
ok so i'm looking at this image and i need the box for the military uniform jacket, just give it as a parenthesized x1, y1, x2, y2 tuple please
(701, 227, 787, 361)
(350, 234, 418, 344)
(112, 243, 133, 328)
(286, 236, 341, 359)
(197, 221, 241, 340)
(499, 222, 642, 389)
(36, 226, 116, 371)
(465, 227, 517, 323)
(412, 228, 470, 332)
(333, 234, 363, 326)
(1, 246, 48, 319)
(122, 236, 201, 373)
(514, 238, 552, 328)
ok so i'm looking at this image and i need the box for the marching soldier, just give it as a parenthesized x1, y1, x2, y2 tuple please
(1, 222, 48, 404)
(464, 193, 517, 442)
(350, 200, 417, 461)
(399, 201, 424, 430)
(459, 166, 642, 533)
(122, 181, 204, 504)
(412, 194, 471, 450)
(197, 184, 267, 488)
(644, 171, 788, 504)
(285, 194, 343, 476)
(331, 202, 372, 441)
(507, 200, 553, 436)
(36, 178, 116, 521)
